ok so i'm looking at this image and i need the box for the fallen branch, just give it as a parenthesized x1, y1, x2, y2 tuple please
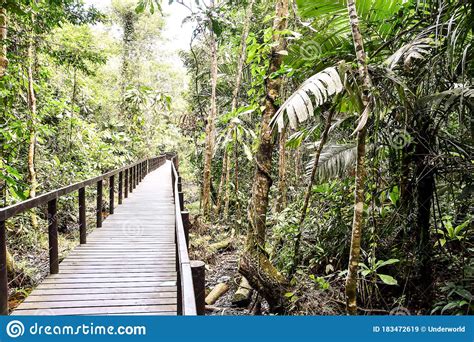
(205, 282, 229, 305)
(209, 238, 232, 253)
(231, 276, 253, 307)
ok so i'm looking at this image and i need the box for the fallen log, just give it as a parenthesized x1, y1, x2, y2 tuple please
(205, 282, 229, 305)
(231, 276, 253, 307)
(208, 238, 232, 253)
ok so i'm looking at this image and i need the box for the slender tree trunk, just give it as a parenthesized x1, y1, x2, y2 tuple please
(230, 0, 254, 112)
(222, 0, 254, 219)
(234, 141, 241, 222)
(0, 8, 7, 78)
(27, 21, 38, 229)
(223, 142, 232, 218)
(290, 110, 334, 276)
(238, 0, 289, 313)
(202, 1, 219, 218)
(0, 7, 14, 272)
(214, 148, 228, 217)
(275, 127, 287, 212)
(345, 0, 372, 315)
(0, 8, 8, 206)
(294, 147, 301, 184)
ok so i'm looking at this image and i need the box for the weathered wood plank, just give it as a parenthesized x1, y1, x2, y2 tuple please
(12, 162, 181, 316)
(17, 298, 177, 310)
(14, 305, 177, 315)
(25, 292, 177, 302)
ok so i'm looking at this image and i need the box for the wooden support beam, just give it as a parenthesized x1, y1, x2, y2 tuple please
(0, 220, 8, 315)
(191, 260, 205, 315)
(48, 198, 59, 274)
(181, 211, 190, 248)
(79, 187, 86, 245)
(118, 171, 123, 205)
(109, 175, 115, 215)
(96, 180, 103, 228)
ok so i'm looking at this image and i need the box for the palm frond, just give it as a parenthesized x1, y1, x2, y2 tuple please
(384, 37, 433, 70)
(272, 67, 343, 132)
(305, 143, 357, 181)
(419, 86, 474, 109)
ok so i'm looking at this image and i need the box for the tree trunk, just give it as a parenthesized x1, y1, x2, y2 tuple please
(223, 0, 254, 220)
(215, 148, 228, 217)
(0, 8, 7, 78)
(0, 7, 14, 273)
(27, 22, 38, 229)
(275, 127, 287, 212)
(234, 141, 241, 222)
(345, 0, 372, 315)
(230, 0, 254, 112)
(202, 2, 219, 218)
(223, 142, 232, 218)
(412, 113, 435, 306)
(290, 110, 334, 276)
(0, 7, 8, 207)
(238, 0, 289, 314)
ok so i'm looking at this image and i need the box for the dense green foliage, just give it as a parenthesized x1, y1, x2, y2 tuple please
(0, 0, 472, 315)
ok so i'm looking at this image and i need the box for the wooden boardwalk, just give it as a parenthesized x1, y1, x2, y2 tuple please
(13, 162, 178, 316)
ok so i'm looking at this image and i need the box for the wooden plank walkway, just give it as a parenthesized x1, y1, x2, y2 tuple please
(13, 161, 178, 316)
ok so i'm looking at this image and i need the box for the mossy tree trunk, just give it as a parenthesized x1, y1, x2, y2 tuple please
(238, 0, 289, 314)
(26, 13, 38, 230)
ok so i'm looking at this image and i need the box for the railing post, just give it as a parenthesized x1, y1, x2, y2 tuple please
(109, 175, 115, 215)
(178, 176, 182, 192)
(79, 187, 86, 245)
(125, 169, 129, 198)
(97, 180, 103, 228)
(0, 220, 8, 315)
(130, 167, 134, 193)
(118, 171, 123, 205)
(191, 260, 205, 315)
(133, 165, 136, 189)
(48, 198, 59, 274)
(181, 211, 190, 248)
(178, 191, 184, 209)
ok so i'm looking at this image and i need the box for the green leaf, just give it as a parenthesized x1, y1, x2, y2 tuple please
(378, 274, 398, 285)
(375, 259, 400, 269)
(441, 301, 459, 314)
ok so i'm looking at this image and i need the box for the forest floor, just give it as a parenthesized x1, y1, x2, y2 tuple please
(188, 215, 343, 316)
(188, 217, 254, 315)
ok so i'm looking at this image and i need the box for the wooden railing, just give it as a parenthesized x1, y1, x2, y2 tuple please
(0, 155, 167, 315)
(169, 155, 197, 316)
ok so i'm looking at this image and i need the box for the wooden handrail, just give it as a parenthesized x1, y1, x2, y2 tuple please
(169, 155, 197, 316)
(0, 155, 167, 315)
